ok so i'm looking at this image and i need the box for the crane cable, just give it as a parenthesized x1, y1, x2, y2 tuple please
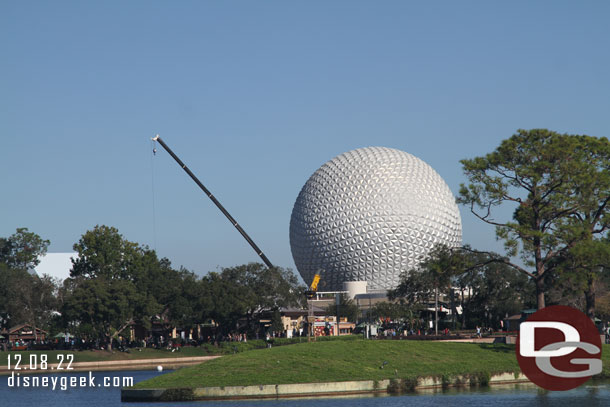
(150, 138, 158, 252)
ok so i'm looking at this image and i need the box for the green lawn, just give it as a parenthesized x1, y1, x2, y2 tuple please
(133, 339, 536, 389)
(134, 341, 610, 389)
(0, 336, 346, 366)
(0, 347, 217, 366)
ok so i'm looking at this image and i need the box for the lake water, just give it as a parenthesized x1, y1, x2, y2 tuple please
(2, 370, 610, 407)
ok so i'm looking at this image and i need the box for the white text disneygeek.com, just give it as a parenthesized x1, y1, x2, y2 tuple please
(7, 372, 134, 391)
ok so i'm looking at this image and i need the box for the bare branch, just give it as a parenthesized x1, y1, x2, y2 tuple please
(469, 201, 508, 228)
(490, 165, 533, 191)
(540, 181, 563, 202)
(591, 196, 610, 230)
(540, 205, 580, 231)
(460, 246, 537, 279)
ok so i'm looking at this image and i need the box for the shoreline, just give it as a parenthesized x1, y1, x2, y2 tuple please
(121, 372, 531, 402)
(0, 356, 220, 376)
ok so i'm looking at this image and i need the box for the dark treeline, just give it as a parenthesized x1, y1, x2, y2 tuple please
(0, 225, 305, 349)
(387, 245, 536, 330)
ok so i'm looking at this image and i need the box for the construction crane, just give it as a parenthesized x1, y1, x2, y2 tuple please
(304, 273, 321, 299)
(304, 273, 321, 341)
(151, 135, 274, 269)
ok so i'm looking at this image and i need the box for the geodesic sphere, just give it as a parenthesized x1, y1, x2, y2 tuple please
(289, 147, 462, 291)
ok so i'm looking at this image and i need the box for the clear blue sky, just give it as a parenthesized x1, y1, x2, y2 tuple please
(2, 1, 609, 279)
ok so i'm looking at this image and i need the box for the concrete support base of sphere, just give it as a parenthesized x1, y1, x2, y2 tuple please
(343, 281, 368, 300)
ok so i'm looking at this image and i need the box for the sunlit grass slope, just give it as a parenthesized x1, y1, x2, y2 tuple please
(134, 339, 534, 388)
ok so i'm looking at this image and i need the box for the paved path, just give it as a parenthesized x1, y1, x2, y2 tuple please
(1, 355, 220, 375)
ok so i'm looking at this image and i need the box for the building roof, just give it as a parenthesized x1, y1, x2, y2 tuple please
(8, 324, 48, 334)
(280, 306, 326, 317)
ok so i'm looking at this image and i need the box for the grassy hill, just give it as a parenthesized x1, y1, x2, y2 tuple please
(134, 339, 534, 389)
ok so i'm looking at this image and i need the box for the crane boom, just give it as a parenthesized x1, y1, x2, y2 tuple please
(151, 134, 274, 269)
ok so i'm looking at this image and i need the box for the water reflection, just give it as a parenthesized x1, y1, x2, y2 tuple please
(1, 370, 608, 407)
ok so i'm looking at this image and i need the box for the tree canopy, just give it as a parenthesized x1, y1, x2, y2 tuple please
(458, 129, 610, 309)
(63, 226, 160, 346)
(0, 229, 55, 333)
(0, 227, 50, 270)
(61, 225, 306, 344)
(199, 263, 305, 335)
(324, 294, 360, 324)
(390, 245, 535, 329)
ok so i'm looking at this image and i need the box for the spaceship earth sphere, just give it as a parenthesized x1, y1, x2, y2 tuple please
(289, 147, 462, 291)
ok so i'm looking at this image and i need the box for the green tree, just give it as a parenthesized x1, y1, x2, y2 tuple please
(0, 263, 59, 333)
(0, 227, 50, 270)
(0, 238, 11, 264)
(199, 271, 252, 336)
(459, 129, 610, 309)
(248, 265, 305, 311)
(64, 225, 163, 347)
(551, 238, 610, 319)
(198, 263, 305, 336)
(369, 301, 418, 326)
(390, 246, 534, 329)
(456, 252, 535, 328)
(596, 284, 610, 323)
(538, 136, 610, 317)
(0, 228, 56, 338)
(324, 294, 360, 323)
(270, 308, 284, 334)
(166, 268, 204, 330)
(0, 264, 31, 328)
(390, 245, 465, 326)
(71, 225, 141, 280)
(62, 278, 137, 345)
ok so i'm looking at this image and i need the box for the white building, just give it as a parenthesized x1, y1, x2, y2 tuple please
(34, 253, 77, 282)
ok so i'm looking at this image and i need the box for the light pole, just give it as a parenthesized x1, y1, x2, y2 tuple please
(435, 286, 438, 336)
(335, 293, 340, 336)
